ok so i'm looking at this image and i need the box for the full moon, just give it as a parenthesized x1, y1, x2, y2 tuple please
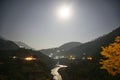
(57, 5, 72, 19)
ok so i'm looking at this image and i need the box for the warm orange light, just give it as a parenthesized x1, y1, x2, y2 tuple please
(69, 54, 73, 58)
(69, 54, 75, 60)
(24, 56, 36, 61)
(87, 56, 93, 60)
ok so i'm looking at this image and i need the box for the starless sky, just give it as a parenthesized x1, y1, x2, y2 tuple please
(0, 0, 120, 50)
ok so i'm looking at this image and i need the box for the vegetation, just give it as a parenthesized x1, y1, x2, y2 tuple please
(100, 36, 120, 76)
(66, 59, 111, 80)
(0, 37, 54, 80)
(0, 49, 53, 80)
(61, 26, 120, 80)
(0, 27, 120, 80)
(61, 26, 120, 58)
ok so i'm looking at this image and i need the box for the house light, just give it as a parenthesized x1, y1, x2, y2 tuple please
(24, 56, 36, 61)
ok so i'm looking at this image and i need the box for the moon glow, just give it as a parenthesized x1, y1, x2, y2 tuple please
(57, 5, 72, 20)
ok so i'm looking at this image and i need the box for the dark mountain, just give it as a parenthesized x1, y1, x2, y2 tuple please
(59, 42, 82, 51)
(12, 49, 54, 68)
(41, 47, 58, 55)
(0, 36, 53, 67)
(0, 35, 5, 39)
(14, 41, 33, 49)
(62, 26, 120, 59)
(0, 37, 19, 50)
(40, 42, 82, 58)
(64, 27, 120, 80)
(0, 37, 54, 80)
(0, 49, 53, 80)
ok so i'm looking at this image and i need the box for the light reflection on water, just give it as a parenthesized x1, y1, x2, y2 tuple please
(51, 65, 67, 80)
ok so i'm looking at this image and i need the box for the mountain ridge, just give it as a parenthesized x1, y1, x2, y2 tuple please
(14, 41, 33, 49)
(40, 42, 82, 58)
(0, 37, 19, 50)
(62, 26, 120, 58)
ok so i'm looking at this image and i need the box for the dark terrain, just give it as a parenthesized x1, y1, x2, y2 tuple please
(58, 26, 120, 80)
(0, 37, 54, 80)
(0, 26, 120, 80)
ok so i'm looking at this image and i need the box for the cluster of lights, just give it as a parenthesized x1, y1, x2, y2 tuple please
(87, 56, 93, 60)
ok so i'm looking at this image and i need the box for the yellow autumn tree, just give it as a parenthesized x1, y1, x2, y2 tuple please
(100, 36, 120, 76)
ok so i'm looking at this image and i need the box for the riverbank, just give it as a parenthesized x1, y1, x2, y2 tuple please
(58, 67, 70, 80)
(51, 65, 67, 80)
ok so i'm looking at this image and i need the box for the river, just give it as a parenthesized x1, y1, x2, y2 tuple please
(51, 65, 67, 80)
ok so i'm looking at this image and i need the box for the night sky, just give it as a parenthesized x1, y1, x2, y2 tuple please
(0, 0, 120, 50)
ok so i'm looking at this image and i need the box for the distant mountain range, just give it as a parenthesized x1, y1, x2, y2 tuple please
(40, 26, 120, 59)
(0, 35, 5, 40)
(0, 37, 53, 80)
(0, 36, 19, 50)
(61, 26, 120, 59)
(14, 41, 33, 49)
(1, 26, 120, 60)
(40, 42, 82, 58)
(0, 36, 33, 50)
(59, 42, 82, 51)
(0, 36, 53, 68)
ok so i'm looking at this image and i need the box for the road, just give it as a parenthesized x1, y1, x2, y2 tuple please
(51, 65, 67, 80)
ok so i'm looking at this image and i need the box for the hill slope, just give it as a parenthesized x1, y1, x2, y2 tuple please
(63, 26, 120, 59)
(0, 37, 54, 80)
(0, 37, 19, 50)
(14, 41, 33, 49)
(40, 42, 82, 58)
(0, 49, 53, 80)
(59, 42, 82, 51)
